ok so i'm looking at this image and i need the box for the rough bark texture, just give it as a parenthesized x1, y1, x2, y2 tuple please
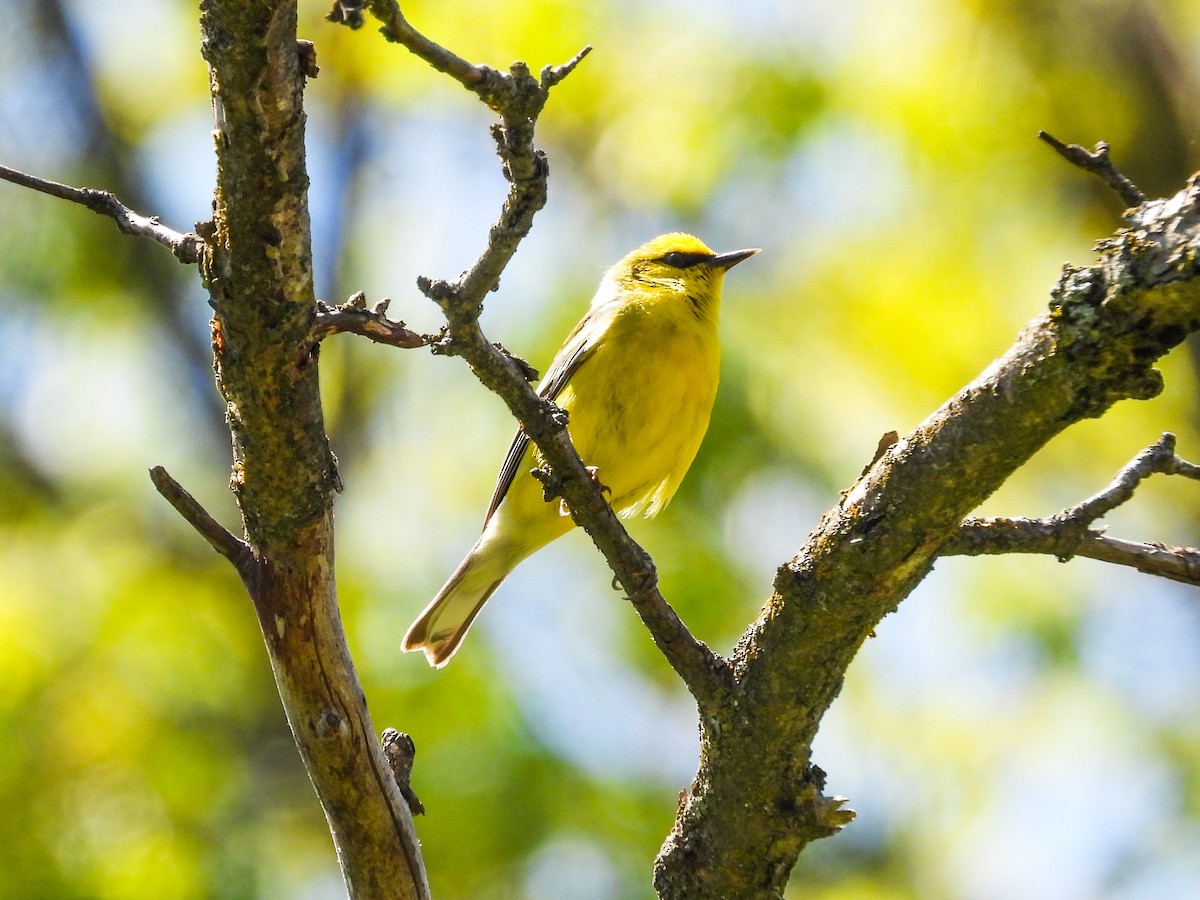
(198, 2, 426, 896)
(653, 181, 1200, 896)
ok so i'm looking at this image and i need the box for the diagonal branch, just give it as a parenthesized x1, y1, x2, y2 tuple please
(1038, 131, 1146, 207)
(1064, 534, 1200, 585)
(330, 0, 592, 104)
(328, 0, 490, 88)
(1055, 432, 1199, 522)
(943, 433, 1200, 585)
(657, 164, 1200, 895)
(0, 163, 204, 263)
(337, 5, 729, 707)
(149, 466, 256, 580)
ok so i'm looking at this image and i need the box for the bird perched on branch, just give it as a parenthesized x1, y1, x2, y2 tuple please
(403, 233, 759, 666)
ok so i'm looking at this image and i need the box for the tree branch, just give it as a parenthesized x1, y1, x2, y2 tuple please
(329, 9, 1200, 898)
(340, 5, 729, 707)
(1038, 130, 1146, 207)
(942, 433, 1200, 585)
(329, 0, 592, 100)
(1056, 432, 1199, 522)
(655, 167, 1200, 896)
(196, 3, 428, 897)
(948, 519, 1200, 585)
(308, 292, 426, 350)
(0, 163, 204, 263)
(330, 0, 492, 88)
(149, 466, 254, 577)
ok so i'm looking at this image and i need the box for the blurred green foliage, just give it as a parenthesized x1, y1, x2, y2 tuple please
(2, 0, 1200, 897)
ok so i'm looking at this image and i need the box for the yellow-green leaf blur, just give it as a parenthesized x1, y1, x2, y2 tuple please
(1, 1, 1198, 897)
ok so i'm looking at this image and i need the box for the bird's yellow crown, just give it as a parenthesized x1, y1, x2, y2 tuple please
(616, 233, 717, 279)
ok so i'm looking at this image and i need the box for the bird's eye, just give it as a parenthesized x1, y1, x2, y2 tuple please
(658, 251, 710, 268)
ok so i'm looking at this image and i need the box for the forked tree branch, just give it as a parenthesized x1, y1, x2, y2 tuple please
(1055, 432, 1200, 518)
(194, 4, 429, 897)
(5, 9, 431, 892)
(329, 6, 1200, 896)
(0, 163, 204, 263)
(653, 164, 1200, 897)
(944, 433, 1200, 585)
(332, 3, 731, 708)
(328, 0, 590, 99)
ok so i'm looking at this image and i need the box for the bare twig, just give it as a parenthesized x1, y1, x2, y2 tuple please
(309, 292, 426, 349)
(1037, 131, 1146, 207)
(1070, 534, 1200, 585)
(943, 433, 1200, 585)
(149, 466, 254, 576)
(0, 163, 204, 263)
(340, 1, 592, 317)
(330, 0, 595, 105)
(331, 0, 490, 89)
(1059, 433, 1196, 523)
(339, 5, 727, 706)
(541, 45, 593, 88)
(948, 519, 1200, 586)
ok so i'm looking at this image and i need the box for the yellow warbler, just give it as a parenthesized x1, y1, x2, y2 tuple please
(403, 233, 758, 666)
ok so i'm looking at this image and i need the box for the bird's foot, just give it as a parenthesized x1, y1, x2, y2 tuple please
(557, 465, 612, 516)
(584, 465, 612, 497)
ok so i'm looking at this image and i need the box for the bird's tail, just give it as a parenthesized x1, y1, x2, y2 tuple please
(402, 541, 515, 667)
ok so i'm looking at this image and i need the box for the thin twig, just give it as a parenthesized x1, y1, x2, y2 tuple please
(1037, 131, 1146, 207)
(541, 45, 593, 89)
(1072, 533, 1200, 585)
(309, 292, 426, 349)
(0, 163, 204, 263)
(369, 0, 491, 89)
(948, 519, 1200, 587)
(149, 466, 255, 576)
(943, 433, 1200, 585)
(1060, 433, 1190, 523)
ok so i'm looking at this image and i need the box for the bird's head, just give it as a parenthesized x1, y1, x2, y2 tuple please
(609, 233, 759, 320)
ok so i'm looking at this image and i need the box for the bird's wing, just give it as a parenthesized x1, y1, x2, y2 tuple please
(481, 311, 601, 525)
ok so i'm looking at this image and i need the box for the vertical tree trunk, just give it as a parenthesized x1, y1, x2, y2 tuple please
(198, 2, 426, 895)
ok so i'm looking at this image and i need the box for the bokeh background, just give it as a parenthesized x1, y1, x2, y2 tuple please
(2, 0, 1200, 897)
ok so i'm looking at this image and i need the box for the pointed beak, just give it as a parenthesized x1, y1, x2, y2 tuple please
(709, 247, 761, 270)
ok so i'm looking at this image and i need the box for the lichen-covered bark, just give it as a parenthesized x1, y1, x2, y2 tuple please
(655, 180, 1200, 897)
(200, 0, 332, 542)
(198, 2, 426, 896)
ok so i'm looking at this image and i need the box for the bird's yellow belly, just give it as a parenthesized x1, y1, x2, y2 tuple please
(556, 322, 718, 517)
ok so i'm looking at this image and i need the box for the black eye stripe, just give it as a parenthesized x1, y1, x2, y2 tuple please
(658, 251, 714, 269)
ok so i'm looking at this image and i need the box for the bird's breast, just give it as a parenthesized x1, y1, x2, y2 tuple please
(556, 307, 720, 513)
